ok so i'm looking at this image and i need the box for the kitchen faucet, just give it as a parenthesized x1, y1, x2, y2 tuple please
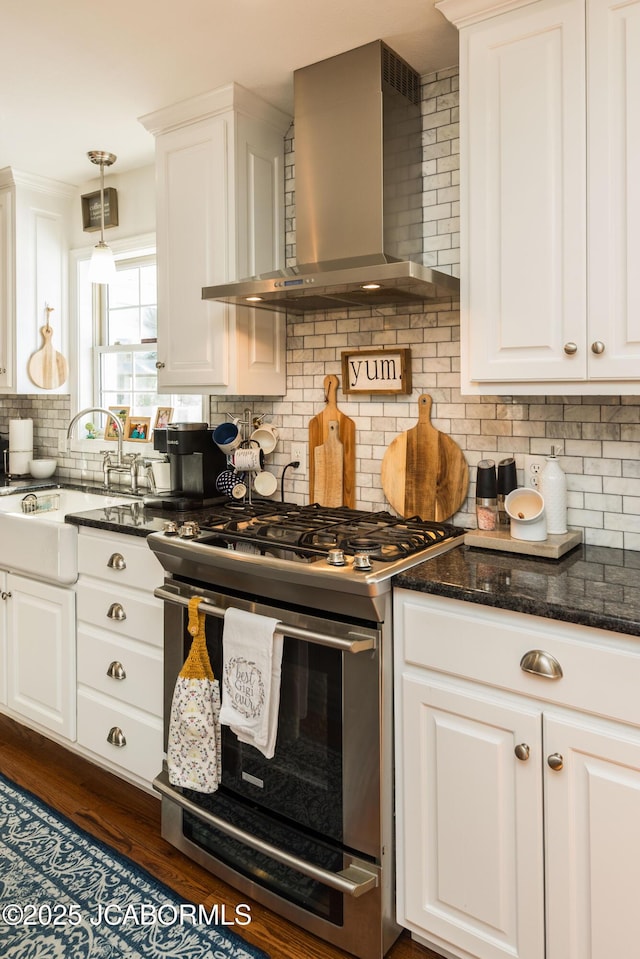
(66, 407, 139, 493)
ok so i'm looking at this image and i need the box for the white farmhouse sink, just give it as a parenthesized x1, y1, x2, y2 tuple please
(0, 489, 134, 584)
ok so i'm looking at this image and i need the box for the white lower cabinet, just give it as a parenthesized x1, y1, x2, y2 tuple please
(394, 588, 640, 959)
(5, 571, 75, 739)
(0, 571, 7, 705)
(75, 528, 163, 790)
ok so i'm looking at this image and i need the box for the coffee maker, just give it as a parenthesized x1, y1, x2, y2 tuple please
(144, 423, 227, 510)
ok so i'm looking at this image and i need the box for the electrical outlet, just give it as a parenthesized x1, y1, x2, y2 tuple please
(524, 445, 564, 488)
(524, 454, 546, 489)
(290, 443, 306, 474)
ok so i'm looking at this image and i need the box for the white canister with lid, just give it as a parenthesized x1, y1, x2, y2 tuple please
(539, 446, 567, 534)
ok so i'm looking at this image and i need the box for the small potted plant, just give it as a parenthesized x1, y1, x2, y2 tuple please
(85, 422, 97, 439)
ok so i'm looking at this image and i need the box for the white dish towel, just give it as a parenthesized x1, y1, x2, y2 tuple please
(218, 607, 282, 759)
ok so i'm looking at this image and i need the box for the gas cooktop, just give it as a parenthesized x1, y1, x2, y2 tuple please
(164, 500, 461, 565)
(148, 500, 465, 619)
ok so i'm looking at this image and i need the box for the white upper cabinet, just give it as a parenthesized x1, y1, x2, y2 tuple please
(438, 0, 640, 394)
(0, 169, 72, 394)
(140, 85, 290, 395)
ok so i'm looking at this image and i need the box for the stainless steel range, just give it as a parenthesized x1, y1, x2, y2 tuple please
(148, 501, 463, 959)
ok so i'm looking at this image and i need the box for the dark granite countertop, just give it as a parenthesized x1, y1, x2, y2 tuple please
(394, 543, 640, 638)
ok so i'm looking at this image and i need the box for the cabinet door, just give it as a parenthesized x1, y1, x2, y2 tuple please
(155, 118, 231, 390)
(544, 712, 640, 959)
(6, 573, 76, 740)
(0, 188, 13, 390)
(0, 571, 7, 705)
(398, 674, 545, 959)
(462, 0, 586, 384)
(587, 0, 640, 378)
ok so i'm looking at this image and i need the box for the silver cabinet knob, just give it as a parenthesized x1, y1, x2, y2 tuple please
(107, 602, 126, 621)
(155, 361, 165, 369)
(547, 753, 564, 771)
(520, 649, 563, 679)
(106, 726, 127, 747)
(514, 743, 530, 762)
(107, 552, 126, 570)
(106, 660, 126, 680)
(563, 342, 578, 355)
(591, 341, 605, 354)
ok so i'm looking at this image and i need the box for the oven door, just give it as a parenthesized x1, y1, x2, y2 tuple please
(153, 580, 389, 957)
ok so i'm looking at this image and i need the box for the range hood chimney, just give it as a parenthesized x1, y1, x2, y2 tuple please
(203, 41, 459, 315)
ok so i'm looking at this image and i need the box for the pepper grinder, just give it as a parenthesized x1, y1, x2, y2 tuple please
(476, 460, 498, 531)
(497, 457, 518, 527)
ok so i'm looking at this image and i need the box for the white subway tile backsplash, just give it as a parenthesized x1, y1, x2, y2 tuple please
(2, 69, 639, 553)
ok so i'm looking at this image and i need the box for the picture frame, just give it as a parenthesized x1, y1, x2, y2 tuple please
(126, 417, 151, 442)
(104, 406, 130, 441)
(341, 348, 412, 395)
(81, 187, 119, 232)
(153, 406, 173, 431)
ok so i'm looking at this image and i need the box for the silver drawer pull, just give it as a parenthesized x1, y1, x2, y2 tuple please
(106, 660, 126, 680)
(520, 649, 563, 679)
(107, 552, 126, 570)
(107, 726, 127, 747)
(107, 602, 126, 621)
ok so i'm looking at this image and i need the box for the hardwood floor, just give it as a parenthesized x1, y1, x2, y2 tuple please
(0, 714, 445, 959)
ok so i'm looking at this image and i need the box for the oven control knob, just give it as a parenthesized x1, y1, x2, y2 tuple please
(327, 548, 346, 566)
(353, 551, 372, 571)
(178, 521, 200, 539)
(163, 521, 179, 535)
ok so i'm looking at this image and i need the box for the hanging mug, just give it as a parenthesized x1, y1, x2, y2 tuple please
(250, 424, 279, 455)
(231, 447, 264, 472)
(212, 422, 241, 454)
(253, 469, 278, 497)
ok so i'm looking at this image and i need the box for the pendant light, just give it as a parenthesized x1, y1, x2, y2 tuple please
(87, 150, 117, 284)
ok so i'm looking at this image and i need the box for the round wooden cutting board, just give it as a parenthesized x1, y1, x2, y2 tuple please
(381, 394, 469, 521)
(27, 308, 68, 389)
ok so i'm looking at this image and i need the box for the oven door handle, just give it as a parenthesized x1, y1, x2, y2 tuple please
(153, 769, 378, 898)
(154, 587, 377, 653)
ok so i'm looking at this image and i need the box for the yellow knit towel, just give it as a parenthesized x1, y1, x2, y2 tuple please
(179, 596, 214, 681)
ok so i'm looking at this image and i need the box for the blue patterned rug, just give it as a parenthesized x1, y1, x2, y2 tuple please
(0, 772, 269, 958)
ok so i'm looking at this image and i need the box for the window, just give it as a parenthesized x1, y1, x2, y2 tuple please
(95, 252, 202, 423)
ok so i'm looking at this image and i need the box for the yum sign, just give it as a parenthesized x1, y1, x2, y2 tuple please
(341, 348, 412, 395)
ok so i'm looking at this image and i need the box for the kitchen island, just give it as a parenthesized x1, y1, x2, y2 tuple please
(393, 541, 640, 959)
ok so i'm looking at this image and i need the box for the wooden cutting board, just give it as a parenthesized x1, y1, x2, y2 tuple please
(381, 394, 469, 521)
(27, 307, 68, 389)
(309, 374, 356, 507)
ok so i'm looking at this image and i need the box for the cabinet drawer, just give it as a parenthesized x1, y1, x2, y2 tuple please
(76, 578, 163, 647)
(78, 529, 162, 592)
(396, 589, 640, 728)
(77, 689, 162, 784)
(77, 626, 162, 716)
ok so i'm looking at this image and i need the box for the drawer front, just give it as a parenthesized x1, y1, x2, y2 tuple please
(77, 626, 162, 715)
(77, 689, 162, 783)
(395, 589, 640, 728)
(76, 579, 163, 647)
(78, 529, 162, 592)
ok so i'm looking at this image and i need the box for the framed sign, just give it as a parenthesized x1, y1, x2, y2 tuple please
(81, 187, 119, 232)
(341, 348, 412, 395)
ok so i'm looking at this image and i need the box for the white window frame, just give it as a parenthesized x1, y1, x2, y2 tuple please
(69, 232, 202, 454)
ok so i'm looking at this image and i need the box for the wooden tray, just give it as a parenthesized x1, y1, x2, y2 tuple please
(464, 527, 582, 559)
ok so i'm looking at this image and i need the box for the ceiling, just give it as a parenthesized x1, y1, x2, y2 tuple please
(0, 0, 458, 186)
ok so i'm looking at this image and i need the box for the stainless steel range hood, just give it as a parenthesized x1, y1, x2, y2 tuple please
(203, 41, 459, 315)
